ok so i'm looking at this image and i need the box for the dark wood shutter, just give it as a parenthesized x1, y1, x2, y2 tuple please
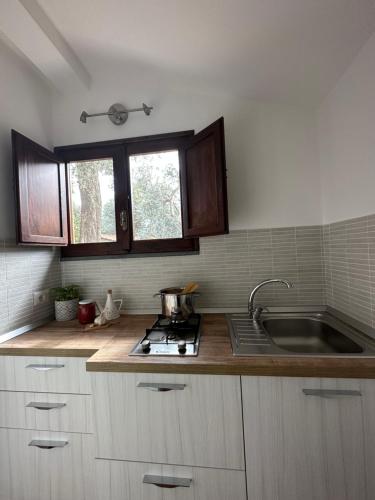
(181, 117, 228, 238)
(12, 130, 68, 245)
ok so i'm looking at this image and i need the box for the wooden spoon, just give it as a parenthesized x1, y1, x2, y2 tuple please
(181, 282, 199, 294)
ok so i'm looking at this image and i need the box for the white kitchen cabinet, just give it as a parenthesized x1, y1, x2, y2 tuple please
(0, 355, 96, 500)
(242, 376, 375, 500)
(0, 428, 95, 500)
(92, 372, 244, 470)
(95, 459, 247, 500)
(0, 356, 91, 394)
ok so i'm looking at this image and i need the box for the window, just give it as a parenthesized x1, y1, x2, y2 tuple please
(129, 150, 183, 241)
(12, 118, 228, 257)
(68, 158, 116, 244)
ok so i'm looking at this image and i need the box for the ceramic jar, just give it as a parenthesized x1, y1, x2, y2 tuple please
(54, 298, 79, 321)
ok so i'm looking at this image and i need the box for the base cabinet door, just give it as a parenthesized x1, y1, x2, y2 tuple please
(93, 372, 244, 469)
(242, 376, 375, 500)
(95, 459, 247, 500)
(0, 428, 95, 500)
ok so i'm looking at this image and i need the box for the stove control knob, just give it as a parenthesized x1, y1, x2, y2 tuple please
(141, 340, 151, 353)
(178, 340, 187, 353)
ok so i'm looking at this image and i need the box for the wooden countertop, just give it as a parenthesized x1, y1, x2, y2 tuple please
(1, 314, 375, 378)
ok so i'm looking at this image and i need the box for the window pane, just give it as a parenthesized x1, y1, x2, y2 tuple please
(68, 158, 116, 244)
(129, 150, 183, 240)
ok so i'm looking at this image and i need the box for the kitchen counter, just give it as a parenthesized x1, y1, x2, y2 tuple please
(1, 314, 375, 378)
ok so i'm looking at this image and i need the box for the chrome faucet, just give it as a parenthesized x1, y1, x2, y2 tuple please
(248, 279, 293, 320)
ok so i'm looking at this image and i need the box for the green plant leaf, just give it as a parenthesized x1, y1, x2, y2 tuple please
(51, 285, 80, 301)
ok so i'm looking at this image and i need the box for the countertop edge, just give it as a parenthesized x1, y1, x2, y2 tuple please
(85, 360, 375, 378)
(0, 347, 99, 357)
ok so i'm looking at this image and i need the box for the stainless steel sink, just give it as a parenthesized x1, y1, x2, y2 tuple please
(227, 308, 375, 356)
(262, 317, 363, 354)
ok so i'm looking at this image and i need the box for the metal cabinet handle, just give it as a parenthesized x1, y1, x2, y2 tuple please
(26, 364, 65, 371)
(26, 402, 66, 411)
(137, 382, 186, 392)
(29, 439, 68, 450)
(143, 474, 192, 488)
(303, 389, 362, 398)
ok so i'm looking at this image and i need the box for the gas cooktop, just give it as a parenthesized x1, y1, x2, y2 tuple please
(129, 314, 201, 356)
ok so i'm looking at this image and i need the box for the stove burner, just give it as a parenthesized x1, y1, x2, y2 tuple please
(129, 314, 201, 357)
(158, 317, 172, 327)
(147, 330, 167, 342)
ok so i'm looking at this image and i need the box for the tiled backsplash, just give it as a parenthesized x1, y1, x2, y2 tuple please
(2, 215, 373, 335)
(62, 226, 325, 312)
(323, 214, 375, 328)
(0, 242, 60, 334)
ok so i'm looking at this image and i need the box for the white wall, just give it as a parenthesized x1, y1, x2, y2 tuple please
(0, 40, 53, 240)
(318, 31, 375, 224)
(52, 68, 321, 230)
(0, 40, 61, 334)
(0, 38, 324, 235)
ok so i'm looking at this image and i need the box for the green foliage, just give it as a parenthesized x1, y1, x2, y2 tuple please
(101, 199, 116, 235)
(51, 285, 80, 302)
(72, 203, 81, 243)
(130, 152, 182, 240)
(70, 159, 114, 243)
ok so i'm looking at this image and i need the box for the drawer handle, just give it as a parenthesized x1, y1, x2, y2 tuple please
(303, 389, 362, 398)
(26, 364, 65, 371)
(26, 402, 66, 411)
(143, 474, 192, 488)
(29, 439, 68, 450)
(137, 382, 186, 392)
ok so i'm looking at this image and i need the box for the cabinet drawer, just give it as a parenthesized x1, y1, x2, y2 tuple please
(95, 459, 247, 500)
(93, 372, 244, 470)
(0, 391, 93, 433)
(0, 428, 95, 500)
(0, 356, 91, 394)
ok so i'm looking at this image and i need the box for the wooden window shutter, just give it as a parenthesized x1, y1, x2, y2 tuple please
(181, 117, 228, 237)
(12, 130, 68, 245)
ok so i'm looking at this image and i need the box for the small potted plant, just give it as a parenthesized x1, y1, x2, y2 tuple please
(51, 285, 80, 321)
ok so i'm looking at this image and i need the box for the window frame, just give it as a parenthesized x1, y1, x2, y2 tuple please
(59, 144, 130, 257)
(55, 130, 199, 258)
(126, 135, 197, 255)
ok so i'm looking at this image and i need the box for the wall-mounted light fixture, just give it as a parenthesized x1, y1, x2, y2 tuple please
(80, 102, 153, 125)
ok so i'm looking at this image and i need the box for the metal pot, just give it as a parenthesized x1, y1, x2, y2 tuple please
(154, 287, 198, 322)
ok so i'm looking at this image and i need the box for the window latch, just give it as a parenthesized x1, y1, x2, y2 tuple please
(120, 209, 128, 232)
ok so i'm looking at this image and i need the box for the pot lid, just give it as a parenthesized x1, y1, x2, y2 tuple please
(158, 287, 199, 295)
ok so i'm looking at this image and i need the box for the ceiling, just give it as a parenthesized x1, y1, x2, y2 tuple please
(3, 0, 375, 105)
